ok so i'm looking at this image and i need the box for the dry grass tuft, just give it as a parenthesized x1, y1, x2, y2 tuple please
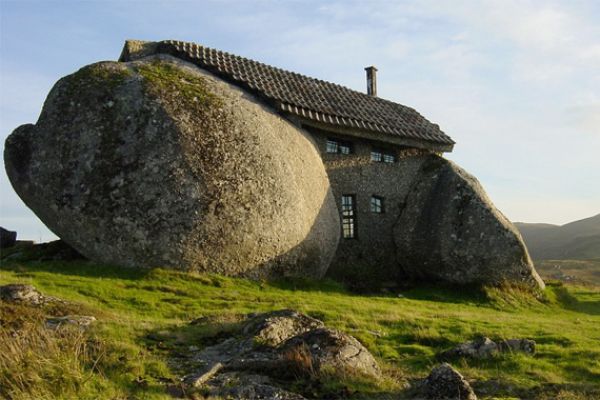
(281, 342, 317, 378)
(0, 302, 105, 399)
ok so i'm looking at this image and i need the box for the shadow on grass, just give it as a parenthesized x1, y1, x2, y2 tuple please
(2, 260, 152, 281)
(397, 283, 490, 305)
(552, 285, 600, 315)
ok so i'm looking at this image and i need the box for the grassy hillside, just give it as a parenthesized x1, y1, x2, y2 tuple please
(534, 259, 600, 286)
(515, 214, 600, 259)
(1, 257, 599, 399)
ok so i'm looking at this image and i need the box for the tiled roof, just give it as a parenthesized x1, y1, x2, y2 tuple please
(121, 40, 454, 150)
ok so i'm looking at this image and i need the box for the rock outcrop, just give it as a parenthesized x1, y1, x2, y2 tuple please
(189, 309, 380, 379)
(394, 156, 545, 288)
(4, 56, 340, 278)
(182, 310, 380, 396)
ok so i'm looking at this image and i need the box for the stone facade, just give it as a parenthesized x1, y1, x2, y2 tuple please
(302, 127, 431, 287)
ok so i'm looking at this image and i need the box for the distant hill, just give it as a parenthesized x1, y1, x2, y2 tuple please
(515, 214, 600, 260)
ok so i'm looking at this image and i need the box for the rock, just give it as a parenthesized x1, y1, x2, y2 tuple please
(394, 156, 544, 289)
(187, 309, 381, 388)
(205, 372, 307, 400)
(440, 337, 499, 359)
(497, 338, 536, 354)
(281, 327, 381, 378)
(0, 227, 17, 249)
(0, 284, 44, 304)
(45, 315, 96, 329)
(421, 363, 477, 400)
(4, 55, 340, 278)
(184, 362, 224, 387)
(242, 309, 325, 346)
(440, 337, 536, 359)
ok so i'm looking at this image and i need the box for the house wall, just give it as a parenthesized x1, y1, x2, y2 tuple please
(303, 126, 434, 289)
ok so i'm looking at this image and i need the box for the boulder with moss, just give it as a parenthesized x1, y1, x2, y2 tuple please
(4, 56, 340, 278)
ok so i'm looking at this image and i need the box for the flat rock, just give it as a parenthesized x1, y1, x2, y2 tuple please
(440, 337, 536, 359)
(4, 55, 340, 278)
(45, 315, 97, 329)
(205, 372, 307, 400)
(421, 363, 477, 400)
(242, 309, 325, 347)
(394, 156, 544, 288)
(0, 284, 44, 305)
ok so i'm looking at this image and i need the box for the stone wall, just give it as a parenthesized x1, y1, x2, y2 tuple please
(303, 127, 431, 288)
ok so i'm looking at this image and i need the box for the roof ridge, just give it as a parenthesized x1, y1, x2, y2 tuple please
(130, 39, 454, 150)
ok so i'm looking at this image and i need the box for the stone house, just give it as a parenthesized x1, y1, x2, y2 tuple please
(119, 40, 456, 285)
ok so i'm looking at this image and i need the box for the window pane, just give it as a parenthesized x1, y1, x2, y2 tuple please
(340, 144, 351, 154)
(383, 153, 395, 163)
(341, 195, 356, 238)
(326, 140, 338, 153)
(371, 151, 382, 162)
(371, 196, 383, 213)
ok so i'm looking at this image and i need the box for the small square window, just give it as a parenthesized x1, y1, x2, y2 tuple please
(326, 140, 339, 153)
(371, 148, 396, 163)
(371, 151, 382, 162)
(383, 153, 395, 163)
(371, 196, 384, 213)
(327, 138, 352, 155)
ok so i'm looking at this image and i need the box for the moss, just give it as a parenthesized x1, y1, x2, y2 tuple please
(64, 63, 132, 97)
(135, 60, 222, 110)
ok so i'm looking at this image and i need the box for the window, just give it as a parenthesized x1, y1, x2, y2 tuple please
(371, 148, 396, 163)
(370, 196, 384, 213)
(341, 195, 357, 239)
(327, 138, 352, 155)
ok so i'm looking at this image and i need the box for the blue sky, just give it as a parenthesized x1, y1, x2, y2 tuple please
(1, 0, 599, 241)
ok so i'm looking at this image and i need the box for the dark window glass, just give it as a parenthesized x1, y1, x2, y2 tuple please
(327, 138, 352, 155)
(383, 153, 395, 163)
(371, 196, 384, 213)
(372, 148, 396, 163)
(341, 195, 356, 239)
(326, 140, 339, 153)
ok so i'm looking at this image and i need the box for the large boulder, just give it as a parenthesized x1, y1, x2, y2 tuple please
(4, 55, 340, 278)
(394, 156, 544, 288)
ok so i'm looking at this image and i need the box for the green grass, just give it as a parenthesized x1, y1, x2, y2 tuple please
(1, 257, 599, 399)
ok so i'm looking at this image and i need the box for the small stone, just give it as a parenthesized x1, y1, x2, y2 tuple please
(45, 315, 96, 329)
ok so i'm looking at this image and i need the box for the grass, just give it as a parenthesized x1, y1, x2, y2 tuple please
(1, 255, 599, 399)
(534, 259, 600, 286)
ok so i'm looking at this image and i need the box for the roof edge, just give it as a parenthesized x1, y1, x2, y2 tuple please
(290, 117, 454, 153)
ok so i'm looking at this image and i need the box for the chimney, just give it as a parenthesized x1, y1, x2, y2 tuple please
(365, 66, 377, 96)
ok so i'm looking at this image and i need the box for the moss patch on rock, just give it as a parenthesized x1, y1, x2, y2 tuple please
(135, 60, 222, 110)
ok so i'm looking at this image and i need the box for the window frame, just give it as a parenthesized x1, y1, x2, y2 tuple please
(370, 195, 384, 214)
(341, 194, 357, 239)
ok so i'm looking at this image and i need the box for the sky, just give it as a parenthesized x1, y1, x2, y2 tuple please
(1, 0, 599, 241)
